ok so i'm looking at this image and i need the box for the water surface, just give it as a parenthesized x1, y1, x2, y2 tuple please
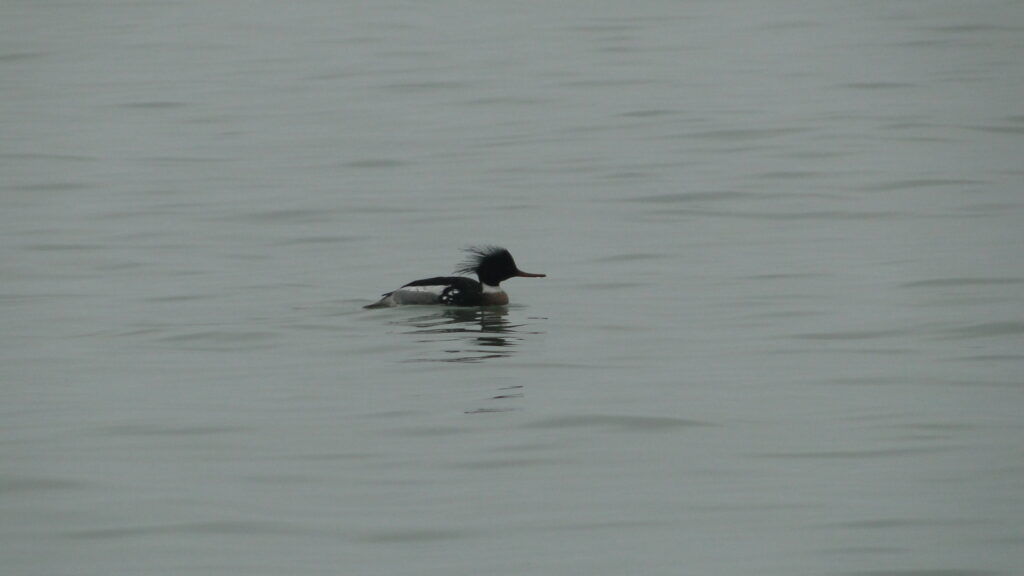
(2, 1, 1022, 575)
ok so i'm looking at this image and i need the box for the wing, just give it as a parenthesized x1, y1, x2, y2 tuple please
(403, 276, 482, 306)
(366, 277, 482, 308)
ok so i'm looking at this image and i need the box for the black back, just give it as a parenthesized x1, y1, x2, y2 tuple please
(402, 276, 483, 306)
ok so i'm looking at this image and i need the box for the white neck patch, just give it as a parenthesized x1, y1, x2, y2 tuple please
(482, 284, 504, 294)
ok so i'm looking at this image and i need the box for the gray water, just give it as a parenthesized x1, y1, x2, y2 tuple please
(3, 1, 1023, 575)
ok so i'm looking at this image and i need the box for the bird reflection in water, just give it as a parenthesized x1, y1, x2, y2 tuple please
(393, 307, 535, 363)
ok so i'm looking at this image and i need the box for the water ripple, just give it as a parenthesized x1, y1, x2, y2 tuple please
(940, 321, 1024, 339)
(859, 179, 984, 191)
(343, 158, 408, 168)
(901, 277, 1024, 288)
(354, 528, 472, 544)
(689, 127, 809, 141)
(791, 328, 910, 341)
(62, 520, 311, 540)
(843, 570, 999, 576)
(95, 423, 248, 437)
(651, 208, 904, 221)
(752, 446, 954, 459)
(527, 414, 711, 432)
(155, 330, 278, 350)
(629, 191, 763, 203)
(0, 475, 89, 494)
(841, 82, 916, 90)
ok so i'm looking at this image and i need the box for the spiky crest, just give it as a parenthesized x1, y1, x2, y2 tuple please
(455, 245, 510, 275)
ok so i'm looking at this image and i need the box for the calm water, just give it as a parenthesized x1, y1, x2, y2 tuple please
(3, 1, 1023, 575)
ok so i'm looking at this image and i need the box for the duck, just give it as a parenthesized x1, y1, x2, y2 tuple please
(365, 246, 545, 308)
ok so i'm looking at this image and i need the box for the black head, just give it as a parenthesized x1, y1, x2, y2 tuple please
(455, 246, 546, 287)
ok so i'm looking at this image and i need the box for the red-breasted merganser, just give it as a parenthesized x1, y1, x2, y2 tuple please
(364, 246, 545, 308)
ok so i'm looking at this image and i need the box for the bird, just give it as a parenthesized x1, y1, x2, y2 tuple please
(364, 246, 545, 308)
